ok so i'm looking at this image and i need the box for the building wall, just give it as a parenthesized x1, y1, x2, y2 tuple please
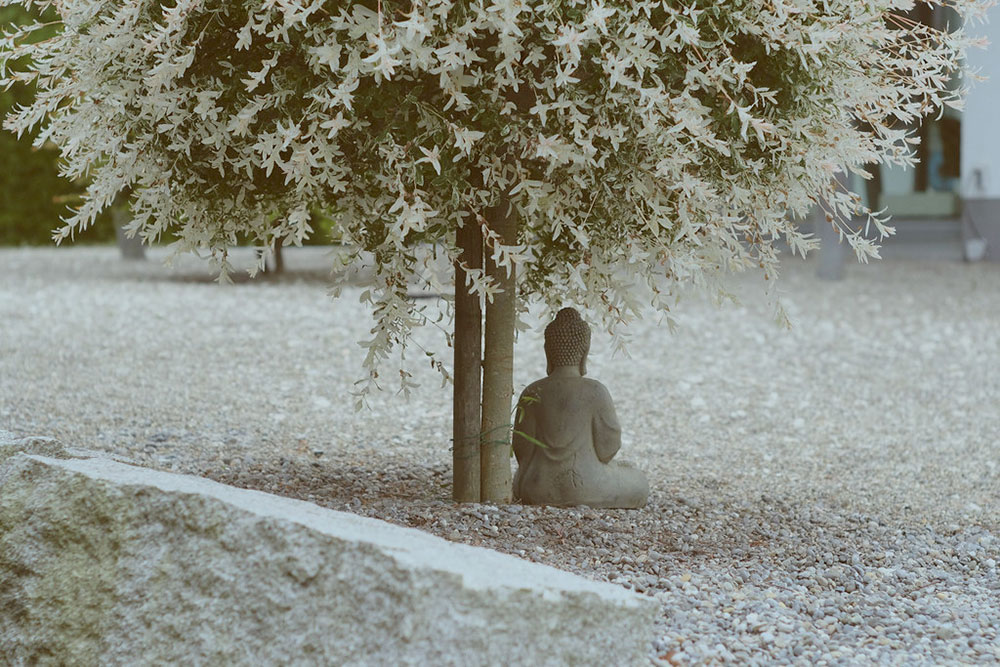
(961, 5, 1000, 260)
(962, 6, 1000, 200)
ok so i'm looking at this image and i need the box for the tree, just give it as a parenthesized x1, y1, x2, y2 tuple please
(2, 0, 985, 502)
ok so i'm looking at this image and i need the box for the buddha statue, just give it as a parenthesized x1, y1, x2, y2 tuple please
(512, 308, 649, 508)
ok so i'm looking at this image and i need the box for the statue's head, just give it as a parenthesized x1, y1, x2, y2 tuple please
(544, 307, 591, 376)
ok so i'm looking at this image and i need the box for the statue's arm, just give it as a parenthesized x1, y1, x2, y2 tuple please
(592, 383, 622, 464)
(512, 393, 538, 466)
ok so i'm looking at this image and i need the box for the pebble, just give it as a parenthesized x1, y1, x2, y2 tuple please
(2, 247, 999, 664)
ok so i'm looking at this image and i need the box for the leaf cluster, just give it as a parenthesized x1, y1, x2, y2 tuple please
(0, 0, 987, 392)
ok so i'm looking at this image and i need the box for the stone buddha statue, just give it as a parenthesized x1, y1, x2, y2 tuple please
(512, 308, 649, 509)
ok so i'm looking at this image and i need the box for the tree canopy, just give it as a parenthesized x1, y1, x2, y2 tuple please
(1, 0, 986, 387)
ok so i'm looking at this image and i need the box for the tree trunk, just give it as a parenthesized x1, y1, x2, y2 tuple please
(480, 200, 517, 503)
(816, 171, 850, 281)
(452, 216, 483, 503)
(272, 238, 284, 274)
(112, 193, 145, 261)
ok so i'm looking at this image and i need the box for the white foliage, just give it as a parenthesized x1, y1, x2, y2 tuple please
(1, 0, 990, 399)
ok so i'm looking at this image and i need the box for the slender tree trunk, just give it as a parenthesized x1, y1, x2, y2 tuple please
(259, 238, 285, 274)
(272, 237, 284, 274)
(112, 192, 144, 261)
(816, 172, 849, 281)
(452, 216, 483, 502)
(480, 200, 517, 503)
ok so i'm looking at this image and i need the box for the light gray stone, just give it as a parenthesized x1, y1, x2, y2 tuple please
(0, 449, 658, 666)
(0, 433, 70, 464)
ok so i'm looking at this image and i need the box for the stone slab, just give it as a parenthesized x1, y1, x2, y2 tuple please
(0, 440, 657, 666)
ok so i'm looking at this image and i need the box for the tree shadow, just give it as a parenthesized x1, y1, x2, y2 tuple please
(207, 454, 453, 507)
(163, 268, 337, 285)
(199, 454, 997, 607)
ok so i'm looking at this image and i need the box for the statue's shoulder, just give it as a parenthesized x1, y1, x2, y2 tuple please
(581, 377, 613, 400)
(519, 379, 546, 400)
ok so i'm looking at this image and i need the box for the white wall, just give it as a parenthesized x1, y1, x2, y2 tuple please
(962, 6, 1000, 199)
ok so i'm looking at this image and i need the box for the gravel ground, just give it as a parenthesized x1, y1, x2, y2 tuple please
(2, 245, 999, 665)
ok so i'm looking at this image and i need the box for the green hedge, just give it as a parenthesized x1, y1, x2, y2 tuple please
(1, 7, 113, 245)
(2, 8, 344, 247)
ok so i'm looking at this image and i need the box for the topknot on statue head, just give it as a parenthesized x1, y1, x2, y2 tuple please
(544, 307, 592, 376)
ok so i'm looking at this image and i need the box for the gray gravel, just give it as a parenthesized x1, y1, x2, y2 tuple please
(2, 245, 999, 665)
